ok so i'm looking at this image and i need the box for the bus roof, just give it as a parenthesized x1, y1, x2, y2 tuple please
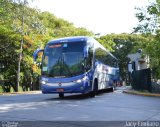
(48, 36, 92, 44)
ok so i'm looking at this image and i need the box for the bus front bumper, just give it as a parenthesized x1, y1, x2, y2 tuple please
(41, 81, 91, 94)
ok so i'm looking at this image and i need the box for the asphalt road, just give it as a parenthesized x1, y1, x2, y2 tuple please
(0, 87, 160, 126)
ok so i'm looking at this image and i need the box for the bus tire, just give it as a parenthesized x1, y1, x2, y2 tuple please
(89, 91, 95, 97)
(59, 93, 64, 98)
(111, 87, 114, 92)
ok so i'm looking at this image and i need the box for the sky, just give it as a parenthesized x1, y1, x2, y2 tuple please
(29, 0, 150, 35)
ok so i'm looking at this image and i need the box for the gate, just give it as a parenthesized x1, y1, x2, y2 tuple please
(131, 68, 152, 92)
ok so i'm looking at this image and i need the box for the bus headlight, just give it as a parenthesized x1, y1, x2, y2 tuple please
(40, 80, 47, 85)
(74, 76, 87, 83)
(76, 79, 82, 83)
(40, 77, 48, 85)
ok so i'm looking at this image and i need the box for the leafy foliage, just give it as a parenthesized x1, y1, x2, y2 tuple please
(135, 0, 160, 78)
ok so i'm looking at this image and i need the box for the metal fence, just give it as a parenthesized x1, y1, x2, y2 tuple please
(131, 68, 152, 92)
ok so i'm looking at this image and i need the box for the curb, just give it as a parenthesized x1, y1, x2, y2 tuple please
(0, 91, 41, 95)
(123, 90, 160, 97)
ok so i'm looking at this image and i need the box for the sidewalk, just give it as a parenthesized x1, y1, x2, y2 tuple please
(122, 86, 160, 97)
(0, 91, 41, 95)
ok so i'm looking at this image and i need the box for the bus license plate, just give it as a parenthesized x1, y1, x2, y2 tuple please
(56, 88, 64, 92)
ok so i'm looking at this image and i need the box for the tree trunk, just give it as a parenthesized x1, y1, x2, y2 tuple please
(16, 15, 24, 92)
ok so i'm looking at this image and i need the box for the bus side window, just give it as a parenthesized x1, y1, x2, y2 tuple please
(95, 48, 107, 64)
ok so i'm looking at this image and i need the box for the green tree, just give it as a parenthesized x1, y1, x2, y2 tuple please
(135, 0, 160, 78)
(98, 34, 147, 83)
(96, 35, 115, 51)
(0, 24, 20, 92)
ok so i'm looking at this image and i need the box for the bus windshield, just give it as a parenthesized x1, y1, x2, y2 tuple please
(42, 41, 85, 77)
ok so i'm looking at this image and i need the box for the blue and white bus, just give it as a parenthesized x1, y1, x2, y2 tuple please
(33, 36, 118, 98)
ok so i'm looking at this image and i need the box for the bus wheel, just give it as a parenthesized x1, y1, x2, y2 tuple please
(89, 91, 95, 97)
(59, 93, 64, 98)
(111, 87, 114, 92)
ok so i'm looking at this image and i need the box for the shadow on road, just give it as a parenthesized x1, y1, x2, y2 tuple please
(44, 88, 113, 101)
(45, 93, 91, 101)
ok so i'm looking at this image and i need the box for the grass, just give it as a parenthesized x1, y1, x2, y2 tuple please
(0, 86, 3, 93)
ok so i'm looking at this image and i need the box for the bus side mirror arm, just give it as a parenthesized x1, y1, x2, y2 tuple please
(33, 49, 44, 62)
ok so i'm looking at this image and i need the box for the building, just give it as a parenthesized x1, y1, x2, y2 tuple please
(127, 49, 150, 72)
